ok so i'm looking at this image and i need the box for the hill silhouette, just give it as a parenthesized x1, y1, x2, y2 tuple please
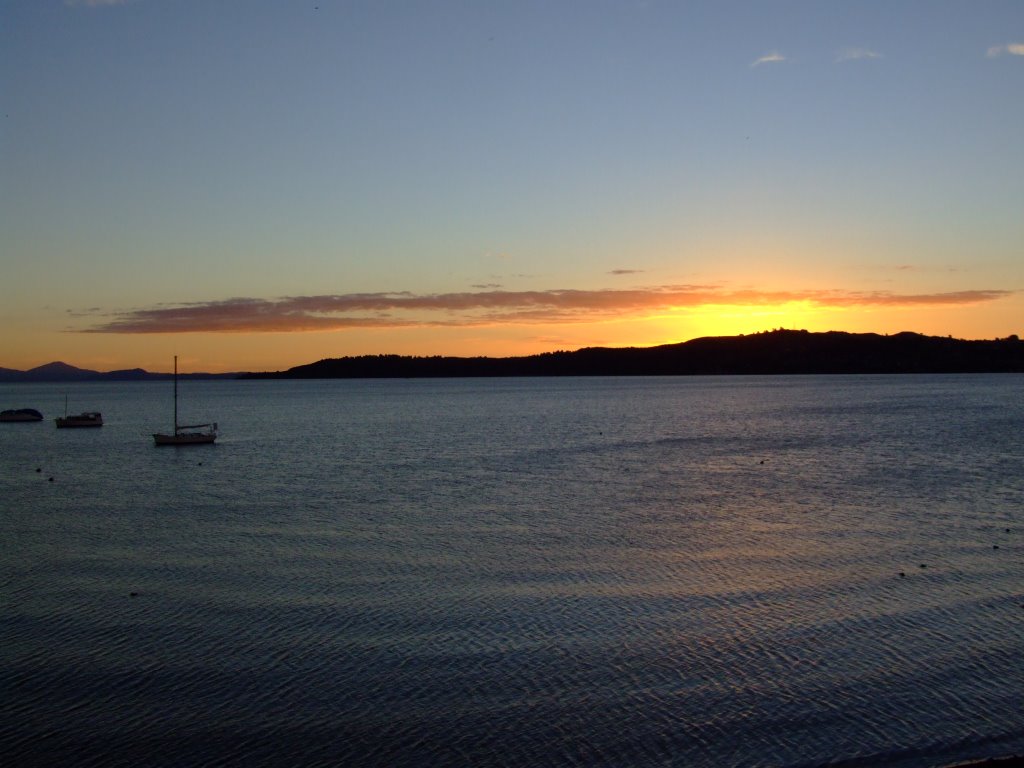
(0, 362, 236, 383)
(244, 330, 1024, 378)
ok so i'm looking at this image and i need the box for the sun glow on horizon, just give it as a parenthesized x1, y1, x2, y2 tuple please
(2, 288, 1021, 373)
(669, 300, 830, 340)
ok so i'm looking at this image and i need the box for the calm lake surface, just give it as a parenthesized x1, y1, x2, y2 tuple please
(2, 375, 1022, 767)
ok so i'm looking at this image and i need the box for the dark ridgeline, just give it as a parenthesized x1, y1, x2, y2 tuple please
(244, 329, 1024, 379)
(4, 330, 1021, 381)
(0, 363, 236, 383)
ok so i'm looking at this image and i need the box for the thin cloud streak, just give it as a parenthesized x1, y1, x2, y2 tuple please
(836, 47, 883, 63)
(80, 287, 1016, 334)
(751, 51, 786, 67)
(65, 0, 131, 6)
(987, 43, 1024, 57)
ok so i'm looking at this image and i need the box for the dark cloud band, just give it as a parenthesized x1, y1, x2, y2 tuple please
(80, 287, 1014, 334)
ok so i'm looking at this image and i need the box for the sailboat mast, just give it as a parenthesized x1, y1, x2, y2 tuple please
(173, 355, 178, 432)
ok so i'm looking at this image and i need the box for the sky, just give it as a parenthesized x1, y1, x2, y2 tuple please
(1, 0, 1022, 373)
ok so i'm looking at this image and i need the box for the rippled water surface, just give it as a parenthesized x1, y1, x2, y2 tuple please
(2, 375, 1022, 767)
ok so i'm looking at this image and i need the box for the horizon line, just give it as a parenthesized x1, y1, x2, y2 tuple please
(6, 328, 1022, 375)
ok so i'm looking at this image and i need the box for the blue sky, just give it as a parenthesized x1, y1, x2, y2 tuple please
(2, 0, 1022, 371)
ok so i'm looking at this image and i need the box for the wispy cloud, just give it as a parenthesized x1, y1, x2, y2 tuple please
(609, 269, 644, 275)
(751, 51, 786, 68)
(65, 0, 132, 6)
(836, 47, 883, 63)
(987, 43, 1024, 58)
(78, 286, 1015, 334)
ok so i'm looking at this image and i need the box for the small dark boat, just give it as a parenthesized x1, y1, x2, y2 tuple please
(55, 395, 102, 428)
(55, 411, 103, 428)
(1, 408, 44, 422)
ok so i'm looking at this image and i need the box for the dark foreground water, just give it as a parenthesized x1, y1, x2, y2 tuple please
(1, 375, 1022, 767)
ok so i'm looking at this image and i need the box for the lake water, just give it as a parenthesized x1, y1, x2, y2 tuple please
(1, 375, 1022, 767)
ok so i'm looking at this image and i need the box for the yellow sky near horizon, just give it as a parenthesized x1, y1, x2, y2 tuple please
(3, 290, 1020, 374)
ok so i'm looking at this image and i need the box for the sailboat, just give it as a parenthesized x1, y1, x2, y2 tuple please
(153, 356, 217, 446)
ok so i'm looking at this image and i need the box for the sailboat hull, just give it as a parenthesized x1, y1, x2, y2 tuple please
(153, 431, 216, 446)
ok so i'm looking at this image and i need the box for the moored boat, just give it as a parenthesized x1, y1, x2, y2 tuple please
(153, 425, 217, 445)
(55, 411, 103, 428)
(55, 395, 102, 428)
(1, 408, 44, 422)
(153, 356, 217, 446)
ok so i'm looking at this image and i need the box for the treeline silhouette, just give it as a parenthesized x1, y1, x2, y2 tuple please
(244, 330, 1024, 378)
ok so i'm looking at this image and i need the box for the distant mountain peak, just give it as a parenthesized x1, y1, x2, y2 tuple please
(22, 361, 101, 380)
(27, 361, 94, 374)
